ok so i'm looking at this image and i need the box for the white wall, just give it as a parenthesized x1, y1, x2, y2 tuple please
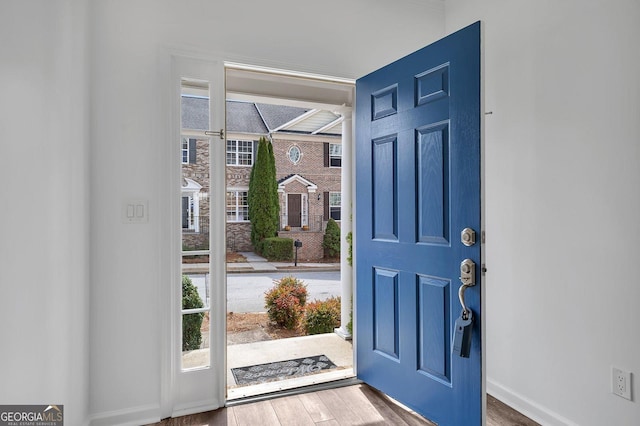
(0, 1, 89, 425)
(446, 1, 640, 425)
(9, 1, 633, 425)
(88, 1, 445, 423)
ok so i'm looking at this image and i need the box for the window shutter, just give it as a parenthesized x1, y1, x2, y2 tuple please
(323, 143, 329, 167)
(181, 197, 189, 228)
(189, 139, 197, 164)
(324, 191, 329, 221)
(253, 140, 259, 164)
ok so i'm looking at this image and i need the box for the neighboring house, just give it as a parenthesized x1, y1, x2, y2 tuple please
(180, 94, 211, 250)
(181, 96, 342, 260)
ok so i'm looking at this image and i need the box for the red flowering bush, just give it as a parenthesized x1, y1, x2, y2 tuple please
(264, 276, 308, 329)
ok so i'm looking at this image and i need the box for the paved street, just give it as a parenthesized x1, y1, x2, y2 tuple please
(187, 271, 341, 313)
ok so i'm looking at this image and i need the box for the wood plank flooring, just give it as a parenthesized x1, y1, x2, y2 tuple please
(148, 384, 540, 426)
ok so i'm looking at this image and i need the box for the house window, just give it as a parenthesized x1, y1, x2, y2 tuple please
(329, 143, 342, 167)
(181, 137, 196, 164)
(226, 190, 249, 222)
(329, 192, 341, 221)
(287, 145, 302, 164)
(182, 196, 195, 230)
(226, 140, 254, 166)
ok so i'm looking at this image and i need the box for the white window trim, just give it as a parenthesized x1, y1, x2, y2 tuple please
(283, 193, 309, 228)
(287, 144, 302, 165)
(182, 178, 202, 232)
(226, 139, 254, 167)
(181, 137, 190, 164)
(226, 188, 249, 222)
(329, 143, 342, 168)
(329, 191, 341, 221)
(302, 194, 308, 226)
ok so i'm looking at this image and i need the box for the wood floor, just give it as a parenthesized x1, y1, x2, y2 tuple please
(149, 384, 540, 426)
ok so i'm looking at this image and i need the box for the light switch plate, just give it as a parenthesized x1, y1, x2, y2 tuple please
(123, 199, 148, 223)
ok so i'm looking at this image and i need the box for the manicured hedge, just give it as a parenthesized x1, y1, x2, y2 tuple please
(260, 237, 293, 261)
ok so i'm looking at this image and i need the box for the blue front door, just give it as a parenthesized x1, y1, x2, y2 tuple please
(355, 22, 481, 425)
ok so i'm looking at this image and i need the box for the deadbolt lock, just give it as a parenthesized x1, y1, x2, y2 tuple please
(461, 228, 476, 246)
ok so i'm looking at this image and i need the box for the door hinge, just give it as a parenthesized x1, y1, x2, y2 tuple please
(481, 230, 486, 244)
(205, 128, 225, 139)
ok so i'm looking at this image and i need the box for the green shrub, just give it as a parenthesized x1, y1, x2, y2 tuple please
(249, 137, 279, 247)
(265, 276, 307, 329)
(261, 237, 293, 261)
(323, 218, 341, 258)
(182, 275, 204, 351)
(303, 297, 341, 335)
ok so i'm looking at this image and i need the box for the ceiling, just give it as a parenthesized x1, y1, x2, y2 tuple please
(225, 64, 355, 110)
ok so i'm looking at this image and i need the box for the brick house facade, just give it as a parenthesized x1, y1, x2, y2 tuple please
(181, 137, 211, 250)
(182, 97, 342, 260)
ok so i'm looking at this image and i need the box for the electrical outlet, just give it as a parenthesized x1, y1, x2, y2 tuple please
(612, 367, 632, 401)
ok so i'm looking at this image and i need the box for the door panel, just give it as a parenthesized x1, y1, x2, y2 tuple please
(288, 194, 302, 227)
(372, 136, 397, 240)
(372, 267, 399, 359)
(356, 22, 481, 425)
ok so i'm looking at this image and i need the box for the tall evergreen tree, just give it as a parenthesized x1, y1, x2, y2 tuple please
(248, 137, 279, 249)
(267, 141, 280, 233)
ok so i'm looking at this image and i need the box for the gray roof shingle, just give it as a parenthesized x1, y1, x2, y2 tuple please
(255, 103, 310, 131)
(181, 98, 337, 136)
(181, 96, 209, 130)
(226, 101, 268, 134)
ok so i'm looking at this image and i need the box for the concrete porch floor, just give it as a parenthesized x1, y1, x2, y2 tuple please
(182, 333, 354, 400)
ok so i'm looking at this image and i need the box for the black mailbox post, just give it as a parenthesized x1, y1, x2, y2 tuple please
(294, 239, 302, 266)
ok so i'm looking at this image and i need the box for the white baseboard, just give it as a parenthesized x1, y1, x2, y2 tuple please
(171, 398, 223, 418)
(89, 403, 160, 426)
(487, 378, 578, 426)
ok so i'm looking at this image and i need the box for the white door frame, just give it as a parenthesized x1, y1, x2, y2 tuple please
(161, 56, 356, 419)
(163, 54, 226, 418)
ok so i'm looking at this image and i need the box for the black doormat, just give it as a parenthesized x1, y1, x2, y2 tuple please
(231, 355, 337, 386)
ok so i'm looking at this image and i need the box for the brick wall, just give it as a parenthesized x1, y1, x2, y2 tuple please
(182, 232, 208, 250)
(181, 134, 342, 260)
(182, 138, 210, 250)
(224, 141, 253, 252)
(227, 222, 252, 252)
(273, 135, 341, 231)
(226, 165, 251, 188)
(280, 230, 325, 261)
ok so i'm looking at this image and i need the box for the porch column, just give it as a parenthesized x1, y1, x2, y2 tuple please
(335, 108, 353, 340)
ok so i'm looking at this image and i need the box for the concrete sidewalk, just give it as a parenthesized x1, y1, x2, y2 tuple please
(182, 251, 340, 274)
